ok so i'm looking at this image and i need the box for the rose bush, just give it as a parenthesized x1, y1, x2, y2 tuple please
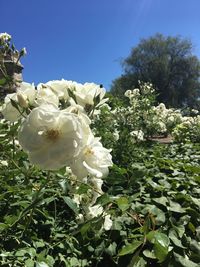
(0, 34, 199, 267)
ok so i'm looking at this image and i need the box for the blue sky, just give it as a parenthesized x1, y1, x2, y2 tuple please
(1, 0, 200, 90)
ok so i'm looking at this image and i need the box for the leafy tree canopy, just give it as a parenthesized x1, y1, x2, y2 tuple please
(111, 34, 200, 108)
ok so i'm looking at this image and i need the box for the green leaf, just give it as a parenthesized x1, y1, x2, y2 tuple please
(10, 98, 21, 112)
(143, 249, 156, 259)
(0, 223, 8, 231)
(173, 252, 198, 267)
(105, 242, 117, 256)
(118, 240, 143, 256)
(46, 255, 55, 266)
(25, 259, 35, 267)
(131, 257, 147, 267)
(190, 196, 200, 208)
(80, 222, 91, 237)
(62, 196, 78, 214)
(188, 222, 196, 233)
(96, 193, 111, 206)
(146, 231, 170, 262)
(153, 196, 168, 206)
(168, 200, 185, 213)
(169, 229, 186, 248)
(146, 231, 170, 247)
(154, 240, 169, 263)
(76, 183, 90, 194)
(116, 196, 129, 211)
(0, 78, 7, 85)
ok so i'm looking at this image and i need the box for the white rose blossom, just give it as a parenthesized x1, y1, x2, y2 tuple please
(74, 82, 107, 108)
(18, 82, 36, 105)
(130, 130, 144, 142)
(0, 93, 22, 122)
(18, 103, 87, 170)
(44, 79, 74, 100)
(35, 83, 59, 107)
(86, 204, 113, 231)
(70, 135, 113, 179)
(86, 204, 103, 219)
(17, 82, 36, 108)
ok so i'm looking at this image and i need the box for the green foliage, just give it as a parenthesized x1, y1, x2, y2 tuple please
(111, 33, 200, 108)
(0, 118, 200, 266)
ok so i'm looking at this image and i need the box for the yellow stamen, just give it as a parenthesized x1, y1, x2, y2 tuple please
(45, 129, 60, 141)
(84, 147, 94, 156)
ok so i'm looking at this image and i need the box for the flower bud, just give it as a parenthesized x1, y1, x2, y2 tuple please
(17, 92, 28, 108)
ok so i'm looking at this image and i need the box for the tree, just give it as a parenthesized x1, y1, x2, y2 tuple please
(111, 34, 200, 108)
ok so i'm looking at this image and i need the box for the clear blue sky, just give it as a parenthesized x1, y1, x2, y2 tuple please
(1, 0, 200, 90)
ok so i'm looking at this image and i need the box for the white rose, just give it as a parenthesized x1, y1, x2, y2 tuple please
(0, 160, 8, 167)
(17, 82, 36, 105)
(0, 93, 22, 122)
(157, 103, 166, 111)
(158, 121, 167, 133)
(35, 83, 59, 107)
(45, 79, 74, 100)
(70, 136, 113, 179)
(124, 90, 132, 98)
(130, 130, 144, 141)
(132, 88, 140, 96)
(86, 204, 103, 219)
(67, 98, 86, 114)
(65, 99, 91, 140)
(167, 116, 175, 124)
(18, 103, 84, 170)
(74, 82, 106, 108)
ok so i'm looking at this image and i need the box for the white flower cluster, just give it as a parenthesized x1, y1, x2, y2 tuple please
(123, 83, 183, 137)
(151, 103, 182, 134)
(172, 115, 200, 142)
(130, 130, 144, 143)
(0, 80, 113, 180)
